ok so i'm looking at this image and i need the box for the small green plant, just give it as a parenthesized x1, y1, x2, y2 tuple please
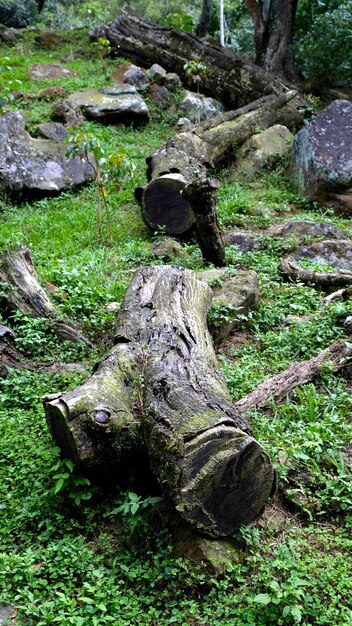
(78, 0, 107, 26)
(166, 12, 193, 32)
(109, 491, 162, 535)
(66, 132, 134, 238)
(183, 59, 208, 124)
(48, 446, 93, 506)
(91, 36, 111, 72)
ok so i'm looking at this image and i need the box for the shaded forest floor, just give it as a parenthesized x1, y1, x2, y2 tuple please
(0, 28, 351, 626)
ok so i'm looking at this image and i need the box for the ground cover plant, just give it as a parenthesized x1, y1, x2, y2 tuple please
(0, 25, 351, 626)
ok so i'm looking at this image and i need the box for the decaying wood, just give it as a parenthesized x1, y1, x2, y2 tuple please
(235, 339, 352, 415)
(140, 91, 302, 235)
(44, 265, 275, 537)
(95, 9, 303, 109)
(280, 258, 352, 287)
(183, 177, 225, 266)
(0, 323, 87, 378)
(0, 245, 91, 345)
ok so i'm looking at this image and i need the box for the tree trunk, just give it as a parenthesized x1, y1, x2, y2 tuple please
(44, 265, 275, 537)
(245, 0, 298, 81)
(195, 0, 213, 37)
(94, 9, 304, 109)
(0, 245, 91, 346)
(140, 91, 303, 235)
(183, 177, 225, 266)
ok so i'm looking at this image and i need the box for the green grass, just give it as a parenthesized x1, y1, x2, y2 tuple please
(0, 26, 351, 626)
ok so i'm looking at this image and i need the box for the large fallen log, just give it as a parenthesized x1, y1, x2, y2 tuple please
(44, 265, 275, 537)
(0, 245, 91, 345)
(95, 10, 300, 109)
(138, 91, 303, 235)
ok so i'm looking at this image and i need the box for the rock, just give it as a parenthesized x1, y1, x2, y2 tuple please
(292, 239, 352, 271)
(223, 231, 257, 252)
(0, 111, 94, 198)
(175, 117, 193, 132)
(34, 32, 67, 49)
(151, 236, 182, 259)
(50, 100, 84, 127)
(148, 63, 167, 84)
(148, 84, 170, 109)
(0, 28, 20, 43)
(232, 124, 293, 178)
(165, 72, 182, 90)
(172, 524, 242, 574)
(198, 267, 259, 342)
(266, 220, 347, 242)
(10, 91, 33, 102)
(38, 86, 66, 101)
(291, 100, 352, 214)
(32, 122, 69, 141)
(68, 86, 149, 124)
(123, 64, 149, 90)
(178, 90, 225, 123)
(29, 63, 79, 81)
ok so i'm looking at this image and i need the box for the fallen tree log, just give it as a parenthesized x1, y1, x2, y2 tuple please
(44, 265, 275, 537)
(0, 245, 91, 345)
(235, 339, 352, 415)
(280, 258, 352, 287)
(138, 91, 303, 235)
(95, 10, 302, 109)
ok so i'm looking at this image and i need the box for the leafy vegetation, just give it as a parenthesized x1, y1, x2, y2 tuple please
(0, 22, 351, 626)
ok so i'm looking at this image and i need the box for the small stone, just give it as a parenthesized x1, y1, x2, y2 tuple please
(29, 63, 79, 81)
(292, 239, 352, 271)
(176, 117, 193, 132)
(152, 237, 182, 259)
(148, 84, 170, 109)
(0, 27, 21, 42)
(10, 91, 32, 102)
(165, 72, 182, 90)
(50, 100, 84, 127)
(35, 32, 67, 49)
(32, 122, 69, 141)
(172, 524, 243, 574)
(38, 86, 66, 101)
(123, 64, 149, 90)
(223, 231, 257, 252)
(67, 86, 149, 124)
(148, 63, 167, 84)
(178, 90, 225, 123)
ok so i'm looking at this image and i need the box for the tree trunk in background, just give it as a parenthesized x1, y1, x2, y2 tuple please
(195, 0, 213, 37)
(245, 0, 298, 81)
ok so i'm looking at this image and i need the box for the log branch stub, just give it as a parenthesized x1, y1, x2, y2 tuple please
(235, 339, 352, 415)
(183, 177, 225, 267)
(0, 245, 91, 345)
(44, 265, 275, 537)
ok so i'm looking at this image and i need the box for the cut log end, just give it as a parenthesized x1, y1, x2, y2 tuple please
(179, 425, 275, 536)
(141, 174, 195, 235)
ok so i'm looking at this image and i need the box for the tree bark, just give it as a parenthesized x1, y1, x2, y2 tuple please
(280, 258, 352, 287)
(195, 0, 213, 37)
(183, 177, 225, 266)
(44, 265, 275, 537)
(94, 9, 304, 109)
(245, 0, 298, 81)
(0, 245, 91, 346)
(140, 91, 303, 235)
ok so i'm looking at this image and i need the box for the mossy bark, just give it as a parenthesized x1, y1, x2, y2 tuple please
(44, 265, 275, 537)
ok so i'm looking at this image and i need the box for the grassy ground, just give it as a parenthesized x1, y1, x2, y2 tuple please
(0, 29, 351, 626)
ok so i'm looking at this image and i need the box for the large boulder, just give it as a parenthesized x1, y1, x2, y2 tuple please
(291, 100, 352, 214)
(68, 86, 149, 124)
(232, 124, 293, 178)
(0, 111, 94, 197)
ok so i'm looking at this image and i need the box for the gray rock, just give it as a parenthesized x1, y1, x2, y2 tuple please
(152, 237, 182, 259)
(223, 231, 257, 252)
(165, 72, 182, 90)
(0, 111, 94, 197)
(291, 100, 352, 214)
(50, 99, 84, 127)
(123, 64, 149, 90)
(198, 268, 259, 342)
(68, 86, 149, 124)
(233, 124, 293, 178)
(148, 84, 170, 109)
(148, 63, 167, 84)
(266, 220, 347, 242)
(292, 239, 352, 271)
(179, 90, 225, 123)
(29, 63, 78, 81)
(0, 27, 20, 42)
(32, 122, 69, 141)
(176, 117, 193, 132)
